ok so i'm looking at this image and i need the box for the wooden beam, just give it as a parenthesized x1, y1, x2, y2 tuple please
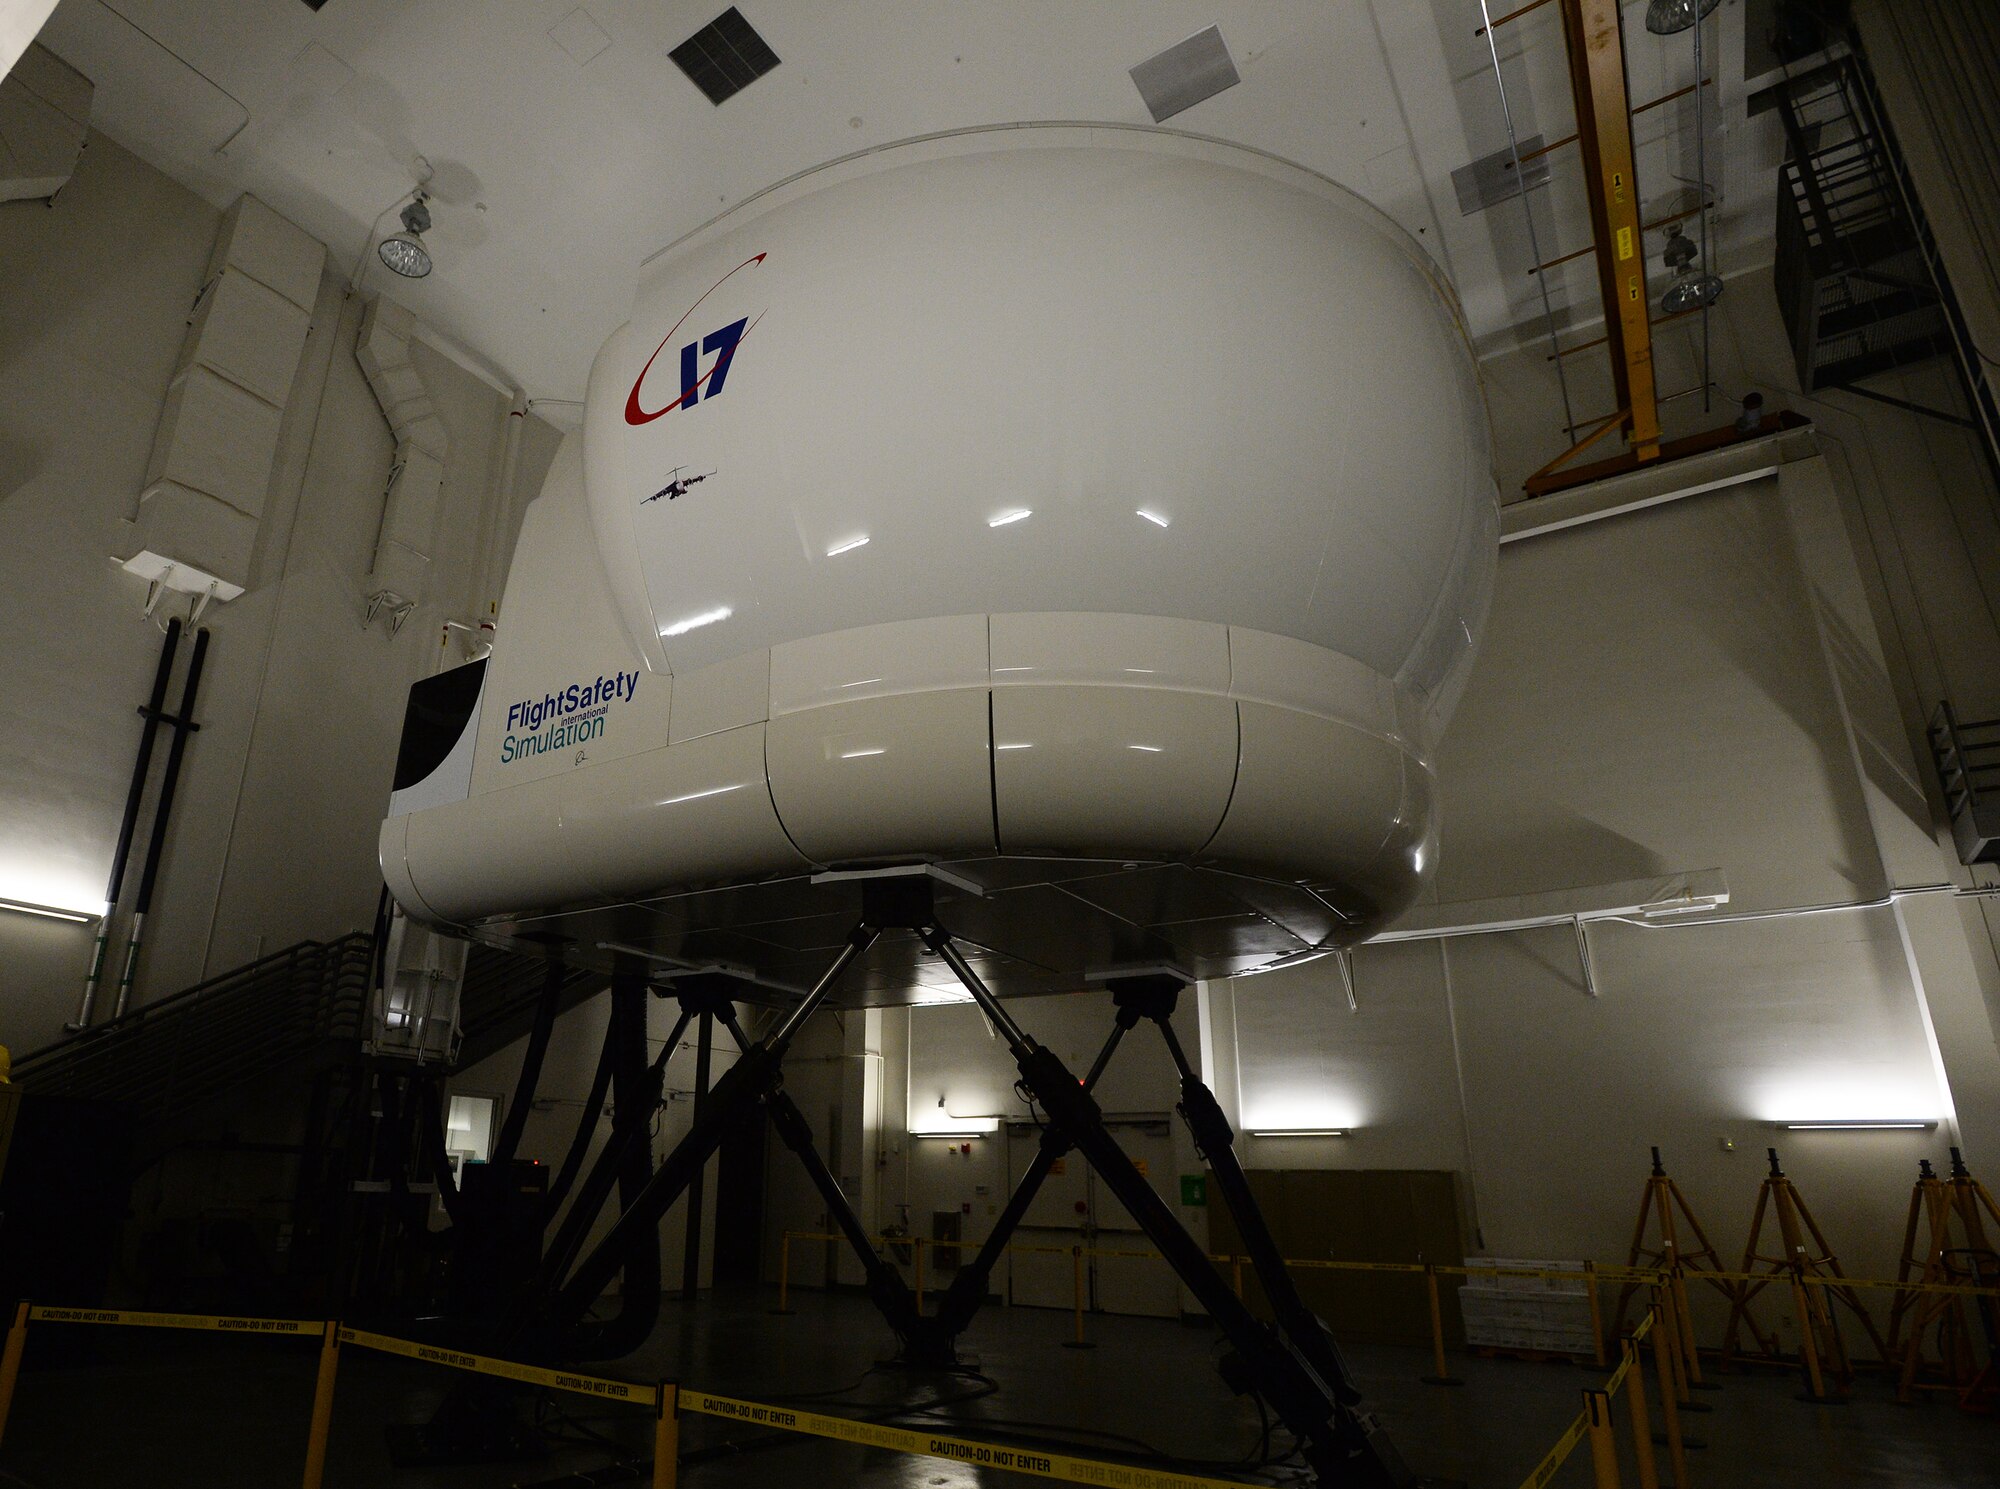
(1559, 0, 1659, 458)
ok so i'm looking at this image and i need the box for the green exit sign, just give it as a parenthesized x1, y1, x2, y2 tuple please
(1180, 1174, 1207, 1207)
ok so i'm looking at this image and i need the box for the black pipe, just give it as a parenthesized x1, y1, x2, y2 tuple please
(546, 1019, 617, 1211)
(112, 626, 209, 1020)
(70, 618, 181, 1031)
(681, 1009, 713, 1298)
(420, 1076, 465, 1226)
(492, 956, 565, 1167)
(564, 963, 662, 1359)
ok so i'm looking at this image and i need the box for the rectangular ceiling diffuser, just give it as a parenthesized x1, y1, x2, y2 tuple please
(1129, 25, 1239, 123)
(670, 7, 781, 106)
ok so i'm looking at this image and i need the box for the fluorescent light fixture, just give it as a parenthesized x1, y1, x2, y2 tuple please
(660, 605, 732, 637)
(909, 1118, 999, 1136)
(1136, 509, 1170, 527)
(826, 536, 870, 556)
(660, 783, 745, 806)
(1250, 1128, 1352, 1138)
(988, 509, 1032, 527)
(840, 747, 886, 759)
(0, 898, 96, 924)
(1779, 1120, 1936, 1131)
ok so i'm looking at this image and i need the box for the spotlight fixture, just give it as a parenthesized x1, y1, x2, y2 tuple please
(1659, 225, 1722, 314)
(1644, 0, 1718, 36)
(378, 193, 434, 279)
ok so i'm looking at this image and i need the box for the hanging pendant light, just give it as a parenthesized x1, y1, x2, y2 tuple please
(378, 193, 434, 279)
(1645, 0, 1719, 36)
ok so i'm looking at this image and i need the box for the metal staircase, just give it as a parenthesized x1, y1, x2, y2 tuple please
(1931, 702, 2000, 865)
(12, 933, 605, 1132)
(1773, 58, 1951, 393)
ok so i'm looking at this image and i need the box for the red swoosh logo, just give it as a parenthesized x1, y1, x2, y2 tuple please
(624, 252, 768, 426)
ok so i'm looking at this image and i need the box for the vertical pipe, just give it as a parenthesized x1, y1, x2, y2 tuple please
(73, 618, 180, 1030)
(682, 1010, 714, 1298)
(299, 1321, 341, 1489)
(0, 1301, 29, 1446)
(773, 1230, 794, 1315)
(1693, 0, 1712, 413)
(113, 626, 211, 1020)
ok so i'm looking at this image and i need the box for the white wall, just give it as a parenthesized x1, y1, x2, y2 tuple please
(0, 130, 559, 1054)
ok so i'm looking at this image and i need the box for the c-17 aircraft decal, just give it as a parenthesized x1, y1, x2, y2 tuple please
(641, 466, 715, 504)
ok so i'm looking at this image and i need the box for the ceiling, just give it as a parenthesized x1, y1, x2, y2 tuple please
(32, 0, 1794, 420)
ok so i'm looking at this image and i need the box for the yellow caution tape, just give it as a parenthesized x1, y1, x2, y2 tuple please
(681, 1389, 1258, 1489)
(1516, 1411, 1588, 1489)
(337, 1328, 657, 1405)
(27, 1306, 322, 1336)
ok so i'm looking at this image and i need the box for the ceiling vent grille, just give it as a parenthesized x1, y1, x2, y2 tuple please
(670, 7, 780, 106)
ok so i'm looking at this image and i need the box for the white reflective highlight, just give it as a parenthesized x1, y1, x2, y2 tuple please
(659, 783, 747, 806)
(840, 747, 887, 759)
(826, 536, 870, 556)
(660, 606, 733, 637)
(987, 509, 1032, 527)
(1136, 509, 1170, 527)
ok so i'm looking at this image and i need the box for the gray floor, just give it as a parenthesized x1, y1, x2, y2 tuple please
(1, 1286, 1993, 1487)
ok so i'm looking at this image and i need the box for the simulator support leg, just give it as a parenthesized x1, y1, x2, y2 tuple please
(924, 929, 1414, 1489)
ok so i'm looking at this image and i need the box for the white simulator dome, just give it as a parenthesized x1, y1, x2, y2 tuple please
(379, 124, 1499, 1003)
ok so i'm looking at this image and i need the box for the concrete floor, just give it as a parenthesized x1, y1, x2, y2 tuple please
(0, 1286, 1993, 1487)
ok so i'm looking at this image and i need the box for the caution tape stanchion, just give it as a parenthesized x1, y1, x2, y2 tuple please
(1421, 1264, 1463, 1386)
(1584, 1389, 1622, 1489)
(1062, 1246, 1093, 1351)
(653, 1380, 680, 1489)
(0, 1301, 29, 1448)
(1623, 1336, 1659, 1489)
(298, 1320, 341, 1489)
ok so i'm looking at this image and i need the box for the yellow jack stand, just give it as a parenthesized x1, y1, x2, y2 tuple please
(1612, 1146, 1735, 1398)
(1892, 1148, 2000, 1408)
(1722, 1147, 1888, 1401)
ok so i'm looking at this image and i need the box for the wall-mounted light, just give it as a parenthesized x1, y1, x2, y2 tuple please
(910, 1093, 1000, 1136)
(1249, 1128, 1353, 1138)
(1777, 1120, 1936, 1131)
(0, 898, 97, 924)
